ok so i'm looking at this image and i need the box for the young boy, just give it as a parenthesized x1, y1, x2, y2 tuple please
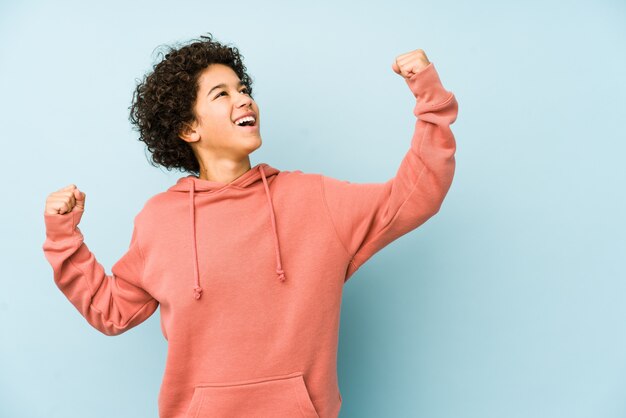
(43, 32, 458, 418)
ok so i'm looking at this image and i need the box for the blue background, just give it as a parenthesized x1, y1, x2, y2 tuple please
(1, 0, 625, 417)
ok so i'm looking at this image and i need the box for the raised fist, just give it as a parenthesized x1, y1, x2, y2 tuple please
(392, 49, 431, 79)
(45, 184, 86, 215)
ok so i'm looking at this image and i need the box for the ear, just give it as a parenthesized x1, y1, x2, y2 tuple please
(179, 121, 200, 143)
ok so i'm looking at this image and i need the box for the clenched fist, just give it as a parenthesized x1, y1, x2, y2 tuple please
(45, 184, 86, 215)
(392, 49, 431, 79)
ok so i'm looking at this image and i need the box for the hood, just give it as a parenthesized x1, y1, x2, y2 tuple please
(167, 163, 283, 301)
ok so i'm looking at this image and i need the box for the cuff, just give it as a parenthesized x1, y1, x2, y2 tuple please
(44, 209, 84, 241)
(405, 62, 452, 104)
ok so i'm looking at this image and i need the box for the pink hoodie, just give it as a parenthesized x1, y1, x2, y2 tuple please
(42, 61, 457, 418)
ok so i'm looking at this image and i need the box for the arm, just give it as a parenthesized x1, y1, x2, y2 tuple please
(42, 208, 159, 336)
(321, 61, 458, 283)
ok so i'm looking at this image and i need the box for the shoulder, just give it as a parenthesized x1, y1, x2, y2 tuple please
(132, 191, 173, 226)
(274, 168, 322, 186)
(270, 169, 326, 197)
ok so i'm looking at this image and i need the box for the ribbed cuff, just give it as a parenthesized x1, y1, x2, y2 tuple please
(405, 62, 452, 104)
(44, 210, 84, 241)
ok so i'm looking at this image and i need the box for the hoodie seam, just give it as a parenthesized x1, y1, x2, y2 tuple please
(65, 214, 152, 332)
(66, 246, 154, 333)
(354, 164, 429, 261)
(351, 122, 431, 265)
(67, 244, 95, 296)
(68, 211, 95, 296)
(319, 174, 351, 260)
(134, 218, 147, 290)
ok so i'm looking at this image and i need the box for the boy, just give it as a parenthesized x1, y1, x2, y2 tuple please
(43, 32, 458, 418)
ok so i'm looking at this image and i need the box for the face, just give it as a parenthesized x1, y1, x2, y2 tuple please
(179, 63, 261, 160)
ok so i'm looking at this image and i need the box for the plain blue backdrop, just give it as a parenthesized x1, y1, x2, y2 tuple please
(1, 0, 625, 417)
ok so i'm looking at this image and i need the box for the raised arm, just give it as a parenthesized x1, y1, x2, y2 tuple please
(42, 185, 158, 336)
(321, 51, 458, 283)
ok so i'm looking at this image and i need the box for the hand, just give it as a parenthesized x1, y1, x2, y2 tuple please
(392, 49, 431, 79)
(45, 184, 86, 215)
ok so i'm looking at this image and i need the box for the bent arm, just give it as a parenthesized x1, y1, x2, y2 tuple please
(321, 62, 458, 282)
(42, 209, 159, 336)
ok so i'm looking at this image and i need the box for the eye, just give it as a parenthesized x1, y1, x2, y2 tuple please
(215, 88, 250, 99)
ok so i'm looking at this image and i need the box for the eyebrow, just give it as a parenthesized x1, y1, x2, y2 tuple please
(207, 81, 246, 97)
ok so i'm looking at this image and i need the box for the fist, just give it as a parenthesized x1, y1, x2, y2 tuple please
(45, 184, 86, 215)
(392, 49, 431, 79)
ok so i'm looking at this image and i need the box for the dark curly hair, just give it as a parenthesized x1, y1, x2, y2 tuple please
(128, 32, 255, 176)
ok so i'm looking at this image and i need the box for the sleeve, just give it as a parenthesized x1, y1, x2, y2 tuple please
(320, 61, 458, 283)
(42, 207, 159, 336)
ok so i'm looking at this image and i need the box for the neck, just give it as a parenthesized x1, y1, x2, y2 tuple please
(197, 158, 252, 184)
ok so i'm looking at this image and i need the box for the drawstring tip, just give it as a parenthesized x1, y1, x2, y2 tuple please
(277, 269, 286, 282)
(193, 286, 203, 299)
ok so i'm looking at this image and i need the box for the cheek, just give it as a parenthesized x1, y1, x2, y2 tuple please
(206, 110, 233, 129)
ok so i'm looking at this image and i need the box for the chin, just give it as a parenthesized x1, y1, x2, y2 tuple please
(242, 136, 262, 153)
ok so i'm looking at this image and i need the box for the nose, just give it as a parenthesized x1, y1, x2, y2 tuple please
(236, 93, 253, 108)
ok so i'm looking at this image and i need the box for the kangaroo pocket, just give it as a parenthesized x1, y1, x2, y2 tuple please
(185, 371, 320, 418)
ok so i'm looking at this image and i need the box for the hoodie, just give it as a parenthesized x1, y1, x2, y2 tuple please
(42, 61, 458, 418)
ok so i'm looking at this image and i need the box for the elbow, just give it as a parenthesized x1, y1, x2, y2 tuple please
(88, 299, 158, 336)
(86, 308, 135, 337)
(89, 319, 129, 337)
(101, 324, 129, 337)
(428, 184, 452, 218)
(414, 183, 451, 226)
(423, 201, 444, 225)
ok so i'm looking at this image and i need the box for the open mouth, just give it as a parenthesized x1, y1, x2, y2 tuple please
(233, 117, 258, 130)
(234, 122, 258, 131)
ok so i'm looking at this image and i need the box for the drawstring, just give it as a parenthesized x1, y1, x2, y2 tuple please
(189, 180, 203, 300)
(260, 165, 286, 282)
(188, 164, 286, 301)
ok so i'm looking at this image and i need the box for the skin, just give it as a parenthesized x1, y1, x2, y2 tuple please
(44, 49, 430, 216)
(178, 63, 262, 183)
(391, 48, 431, 79)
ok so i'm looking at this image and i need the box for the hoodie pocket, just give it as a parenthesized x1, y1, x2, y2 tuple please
(185, 371, 320, 418)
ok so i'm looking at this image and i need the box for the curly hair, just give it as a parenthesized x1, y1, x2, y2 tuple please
(128, 32, 255, 175)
